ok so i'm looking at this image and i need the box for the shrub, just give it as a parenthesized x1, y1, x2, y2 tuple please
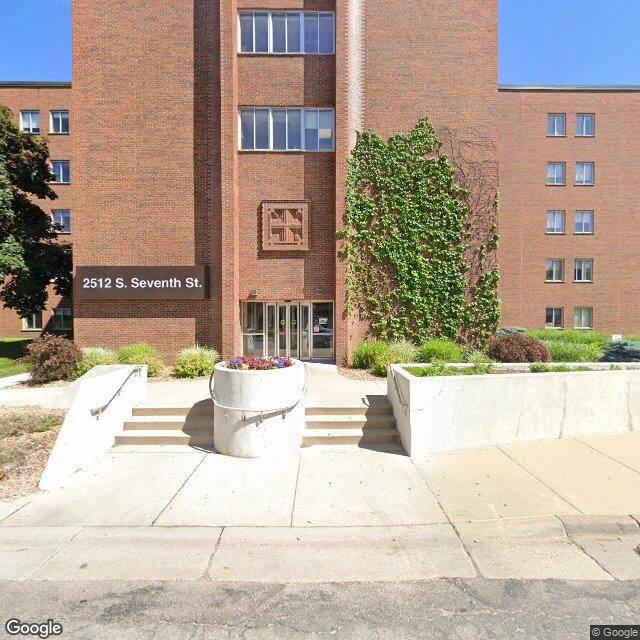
(21, 334, 82, 384)
(75, 348, 117, 378)
(487, 334, 550, 363)
(416, 339, 464, 364)
(405, 362, 494, 377)
(352, 340, 387, 370)
(174, 346, 220, 378)
(497, 327, 526, 337)
(526, 329, 609, 351)
(530, 363, 591, 373)
(543, 340, 601, 363)
(463, 349, 493, 364)
(372, 340, 418, 376)
(117, 343, 164, 377)
(600, 340, 640, 362)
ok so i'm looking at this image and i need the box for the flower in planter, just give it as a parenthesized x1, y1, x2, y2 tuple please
(223, 356, 294, 370)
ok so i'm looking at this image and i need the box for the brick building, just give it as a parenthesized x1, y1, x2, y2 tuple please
(0, 2, 638, 361)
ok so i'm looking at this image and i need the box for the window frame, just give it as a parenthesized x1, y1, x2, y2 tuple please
(545, 210, 565, 235)
(52, 307, 73, 332)
(20, 110, 40, 134)
(545, 258, 565, 283)
(50, 110, 70, 135)
(237, 11, 335, 55)
(545, 307, 564, 329)
(547, 113, 566, 137)
(573, 307, 593, 330)
(50, 161, 71, 184)
(546, 162, 566, 186)
(51, 209, 71, 235)
(239, 107, 335, 152)
(574, 210, 594, 235)
(576, 113, 595, 137)
(575, 162, 595, 186)
(22, 311, 43, 332)
(574, 258, 593, 283)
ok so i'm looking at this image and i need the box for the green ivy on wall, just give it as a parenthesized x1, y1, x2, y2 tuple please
(339, 118, 500, 348)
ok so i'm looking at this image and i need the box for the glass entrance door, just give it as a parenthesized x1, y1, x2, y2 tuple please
(276, 303, 304, 359)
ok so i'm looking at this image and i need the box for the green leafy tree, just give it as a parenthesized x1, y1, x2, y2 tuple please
(0, 105, 71, 317)
(340, 118, 500, 348)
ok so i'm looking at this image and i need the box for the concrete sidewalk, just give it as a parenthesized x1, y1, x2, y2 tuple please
(2, 433, 640, 582)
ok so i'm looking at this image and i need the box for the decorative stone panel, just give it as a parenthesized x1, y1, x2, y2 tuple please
(261, 201, 309, 251)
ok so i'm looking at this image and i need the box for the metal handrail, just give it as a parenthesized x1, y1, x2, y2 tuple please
(91, 366, 143, 419)
(390, 366, 408, 414)
(208, 363, 309, 423)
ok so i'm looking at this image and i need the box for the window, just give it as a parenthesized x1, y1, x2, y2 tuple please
(241, 302, 265, 357)
(546, 307, 564, 329)
(546, 259, 564, 282)
(239, 108, 334, 151)
(546, 162, 566, 185)
(238, 11, 335, 54)
(575, 162, 594, 186)
(22, 312, 43, 331)
(50, 110, 69, 134)
(546, 210, 565, 234)
(574, 307, 593, 329)
(575, 210, 594, 234)
(547, 114, 566, 136)
(51, 161, 70, 184)
(53, 308, 72, 331)
(52, 209, 71, 234)
(20, 110, 40, 134)
(574, 258, 593, 282)
(576, 114, 595, 137)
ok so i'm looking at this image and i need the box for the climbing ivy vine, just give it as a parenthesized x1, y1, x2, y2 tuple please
(339, 118, 500, 348)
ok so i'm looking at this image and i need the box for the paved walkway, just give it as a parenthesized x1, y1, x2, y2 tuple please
(2, 432, 640, 582)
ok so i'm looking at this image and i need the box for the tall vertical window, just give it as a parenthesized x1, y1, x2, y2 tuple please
(22, 312, 43, 331)
(238, 12, 335, 54)
(547, 114, 566, 136)
(50, 110, 70, 134)
(546, 210, 565, 234)
(545, 259, 564, 282)
(51, 161, 71, 184)
(240, 108, 334, 151)
(574, 307, 593, 329)
(576, 114, 595, 137)
(575, 210, 594, 234)
(545, 307, 564, 329)
(574, 259, 593, 282)
(20, 110, 40, 133)
(53, 308, 72, 331)
(241, 302, 265, 357)
(575, 162, 594, 185)
(52, 210, 71, 234)
(546, 162, 566, 185)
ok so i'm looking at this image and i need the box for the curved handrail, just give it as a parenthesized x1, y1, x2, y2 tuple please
(390, 366, 408, 414)
(208, 363, 309, 421)
(91, 366, 143, 419)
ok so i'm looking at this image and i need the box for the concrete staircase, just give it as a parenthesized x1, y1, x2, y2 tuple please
(114, 397, 402, 450)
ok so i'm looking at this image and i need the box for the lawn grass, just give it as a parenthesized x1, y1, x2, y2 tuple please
(0, 338, 31, 378)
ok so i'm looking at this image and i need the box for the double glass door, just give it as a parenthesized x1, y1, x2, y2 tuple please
(242, 301, 334, 360)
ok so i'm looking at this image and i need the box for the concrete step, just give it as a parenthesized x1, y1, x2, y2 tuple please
(123, 415, 213, 431)
(132, 401, 213, 417)
(114, 429, 214, 446)
(303, 427, 401, 446)
(306, 403, 392, 417)
(305, 414, 396, 430)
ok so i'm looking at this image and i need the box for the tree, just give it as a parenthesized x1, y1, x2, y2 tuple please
(0, 105, 72, 318)
(340, 117, 500, 348)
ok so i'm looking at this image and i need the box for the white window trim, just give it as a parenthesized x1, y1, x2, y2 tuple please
(575, 210, 594, 235)
(545, 307, 564, 329)
(546, 162, 566, 186)
(50, 161, 71, 184)
(547, 113, 566, 137)
(52, 307, 72, 332)
(575, 162, 595, 186)
(573, 307, 593, 330)
(546, 210, 565, 235)
(20, 110, 40, 134)
(576, 113, 595, 137)
(239, 107, 335, 152)
(51, 209, 71, 235)
(49, 110, 70, 135)
(22, 312, 43, 332)
(238, 11, 335, 55)
(545, 259, 565, 283)
(574, 258, 593, 283)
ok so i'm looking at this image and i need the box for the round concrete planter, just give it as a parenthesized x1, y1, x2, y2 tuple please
(213, 360, 306, 458)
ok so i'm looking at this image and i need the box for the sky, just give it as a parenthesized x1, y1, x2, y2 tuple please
(0, 0, 639, 86)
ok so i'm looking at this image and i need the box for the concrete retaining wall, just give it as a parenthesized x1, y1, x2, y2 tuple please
(387, 364, 640, 456)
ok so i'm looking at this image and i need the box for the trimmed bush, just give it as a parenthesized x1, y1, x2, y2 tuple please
(417, 339, 464, 364)
(174, 346, 220, 378)
(600, 340, 640, 362)
(76, 348, 117, 378)
(372, 340, 418, 377)
(497, 327, 526, 337)
(117, 343, 164, 377)
(544, 340, 601, 363)
(487, 334, 551, 363)
(352, 340, 387, 370)
(21, 334, 83, 384)
(463, 349, 493, 364)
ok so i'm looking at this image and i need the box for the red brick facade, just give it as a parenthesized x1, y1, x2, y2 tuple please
(2, 4, 638, 360)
